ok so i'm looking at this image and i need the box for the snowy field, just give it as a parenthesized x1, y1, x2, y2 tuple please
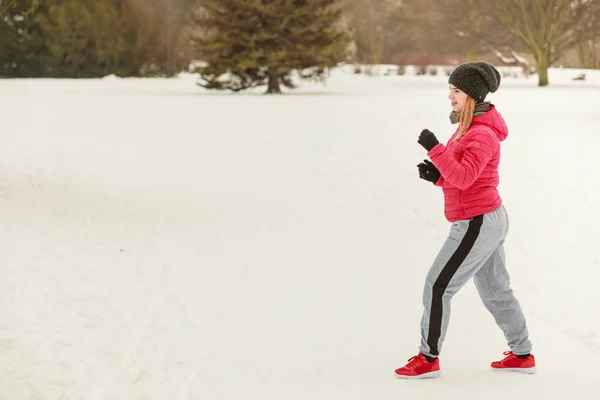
(1, 67, 599, 400)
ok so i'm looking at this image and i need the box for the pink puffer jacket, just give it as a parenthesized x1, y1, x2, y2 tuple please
(428, 105, 508, 222)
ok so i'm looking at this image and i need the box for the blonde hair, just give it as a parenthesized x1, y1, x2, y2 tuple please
(454, 97, 476, 141)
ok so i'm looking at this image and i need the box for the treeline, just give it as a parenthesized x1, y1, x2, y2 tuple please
(346, 0, 600, 85)
(0, 0, 194, 78)
(1, 0, 599, 87)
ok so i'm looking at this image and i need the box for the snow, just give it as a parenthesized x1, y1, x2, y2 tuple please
(493, 50, 518, 65)
(1, 67, 599, 400)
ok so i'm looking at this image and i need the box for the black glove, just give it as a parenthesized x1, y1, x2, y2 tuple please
(417, 159, 441, 184)
(418, 129, 439, 152)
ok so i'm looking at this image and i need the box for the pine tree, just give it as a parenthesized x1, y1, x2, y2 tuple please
(36, 0, 128, 78)
(0, 0, 46, 77)
(190, 0, 350, 93)
(0, 0, 38, 17)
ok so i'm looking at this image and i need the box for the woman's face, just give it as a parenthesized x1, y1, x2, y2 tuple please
(448, 84, 468, 113)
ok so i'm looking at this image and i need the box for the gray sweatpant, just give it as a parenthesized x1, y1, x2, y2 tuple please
(419, 204, 532, 357)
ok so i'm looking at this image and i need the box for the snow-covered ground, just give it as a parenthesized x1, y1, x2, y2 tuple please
(1, 67, 599, 400)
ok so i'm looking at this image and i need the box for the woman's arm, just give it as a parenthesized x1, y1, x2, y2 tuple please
(428, 128, 497, 190)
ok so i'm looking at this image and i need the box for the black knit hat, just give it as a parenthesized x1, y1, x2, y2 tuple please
(448, 61, 501, 102)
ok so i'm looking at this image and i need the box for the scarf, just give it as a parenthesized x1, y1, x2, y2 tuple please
(449, 101, 491, 124)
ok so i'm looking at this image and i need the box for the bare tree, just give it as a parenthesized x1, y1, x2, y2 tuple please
(384, 0, 441, 65)
(433, 0, 600, 86)
(491, 0, 600, 86)
(432, 1, 527, 62)
(344, 0, 392, 69)
(432, 0, 492, 58)
(344, 0, 432, 71)
(576, 39, 599, 69)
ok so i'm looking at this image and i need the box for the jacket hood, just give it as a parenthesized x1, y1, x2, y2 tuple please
(471, 105, 508, 142)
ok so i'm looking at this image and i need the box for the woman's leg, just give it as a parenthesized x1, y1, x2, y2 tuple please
(473, 243, 533, 355)
(419, 207, 507, 358)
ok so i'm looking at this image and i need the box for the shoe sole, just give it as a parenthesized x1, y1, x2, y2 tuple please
(395, 370, 441, 380)
(492, 367, 537, 374)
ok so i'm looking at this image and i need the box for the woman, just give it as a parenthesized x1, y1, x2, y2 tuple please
(394, 61, 535, 379)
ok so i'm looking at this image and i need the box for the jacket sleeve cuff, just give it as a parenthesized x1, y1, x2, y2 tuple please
(427, 143, 444, 157)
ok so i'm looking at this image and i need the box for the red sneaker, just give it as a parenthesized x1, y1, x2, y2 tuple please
(491, 351, 536, 374)
(394, 354, 441, 379)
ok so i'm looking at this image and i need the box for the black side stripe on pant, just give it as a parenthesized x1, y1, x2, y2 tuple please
(426, 215, 484, 356)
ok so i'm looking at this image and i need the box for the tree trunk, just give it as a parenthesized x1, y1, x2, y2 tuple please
(467, 46, 474, 62)
(535, 52, 549, 87)
(266, 70, 282, 94)
(578, 40, 598, 69)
